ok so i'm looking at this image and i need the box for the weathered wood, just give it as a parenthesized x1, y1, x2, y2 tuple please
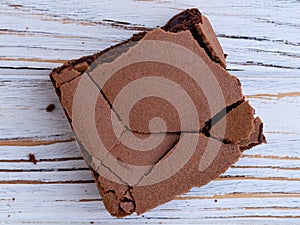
(0, 0, 299, 224)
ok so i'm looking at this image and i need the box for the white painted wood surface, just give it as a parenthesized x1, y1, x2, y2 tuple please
(0, 0, 299, 224)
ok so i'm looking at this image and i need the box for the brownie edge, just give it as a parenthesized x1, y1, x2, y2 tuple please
(49, 8, 265, 217)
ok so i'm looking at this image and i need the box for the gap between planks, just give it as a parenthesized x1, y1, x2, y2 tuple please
(0, 165, 299, 172)
(177, 192, 300, 200)
(245, 92, 300, 100)
(1, 191, 299, 202)
(0, 138, 75, 146)
(0, 176, 299, 185)
(0, 57, 67, 64)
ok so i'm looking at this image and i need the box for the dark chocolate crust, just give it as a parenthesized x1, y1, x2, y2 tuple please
(49, 8, 266, 217)
(162, 8, 203, 32)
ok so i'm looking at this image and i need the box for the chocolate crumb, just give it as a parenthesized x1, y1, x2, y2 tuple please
(28, 153, 37, 165)
(46, 104, 56, 112)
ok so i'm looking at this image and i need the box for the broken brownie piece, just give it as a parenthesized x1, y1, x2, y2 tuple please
(49, 8, 266, 217)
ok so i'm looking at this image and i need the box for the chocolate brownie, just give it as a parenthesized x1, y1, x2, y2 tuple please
(49, 8, 266, 217)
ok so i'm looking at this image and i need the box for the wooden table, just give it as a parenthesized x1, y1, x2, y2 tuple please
(1, 0, 299, 224)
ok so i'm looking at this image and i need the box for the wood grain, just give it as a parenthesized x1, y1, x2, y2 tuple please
(0, 0, 299, 224)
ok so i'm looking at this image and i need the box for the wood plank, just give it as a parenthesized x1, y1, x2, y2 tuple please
(0, 161, 88, 171)
(0, 0, 299, 73)
(0, 141, 80, 159)
(1, 74, 299, 139)
(1, 183, 300, 223)
(0, 76, 74, 140)
(0, 170, 93, 182)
